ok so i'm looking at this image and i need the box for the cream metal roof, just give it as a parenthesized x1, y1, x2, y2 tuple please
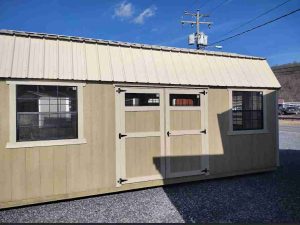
(0, 30, 280, 88)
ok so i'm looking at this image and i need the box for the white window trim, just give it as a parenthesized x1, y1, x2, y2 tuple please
(228, 89, 269, 135)
(6, 80, 86, 149)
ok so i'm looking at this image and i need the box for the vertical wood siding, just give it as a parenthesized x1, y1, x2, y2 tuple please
(0, 82, 116, 206)
(208, 88, 277, 175)
(0, 81, 277, 208)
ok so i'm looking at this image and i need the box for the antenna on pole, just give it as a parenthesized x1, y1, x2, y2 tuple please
(181, 9, 213, 49)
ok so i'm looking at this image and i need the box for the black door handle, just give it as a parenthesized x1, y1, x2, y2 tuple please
(202, 168, 209, 173)
(119, 133, 127, 139)
(117, 178, 128, 184)
(167, 131, 170, 137)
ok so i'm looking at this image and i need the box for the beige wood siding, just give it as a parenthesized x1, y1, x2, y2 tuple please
(0, 81, 278, 208)
(170, 135, 203, 173)
(125, 111, 160, 133)
(170, 111, 201, 131)
(0, 81, 116, 206)
(207, 88, 277, 175)
(125, 137, 161, 178)
(0, 82, 11, 202)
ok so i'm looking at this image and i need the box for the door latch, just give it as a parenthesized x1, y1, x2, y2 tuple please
(199, 90, 207, 95)
(200, 129, 207, 134)
(119, 133, 127, 139)
(117, 178, 128, 184)
(167, 131, 170, 137)
(201, 168, 209, 173)
(116, 88, 126, 94)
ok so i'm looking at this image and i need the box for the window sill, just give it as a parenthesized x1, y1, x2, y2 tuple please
(227, 129, 270, 135)
(6, 138, 87, 149)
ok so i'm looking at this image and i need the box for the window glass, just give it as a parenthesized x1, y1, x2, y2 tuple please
(170, 94, 200, 106)
(16, 85, 78, 142)
(125, 93, 160, 106)
(232, 91, 263, 131)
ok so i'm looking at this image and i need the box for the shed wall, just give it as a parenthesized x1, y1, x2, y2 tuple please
(0, 81, 277, 208)
(0, 81, 116, 207)
(208, 88, 277, 175)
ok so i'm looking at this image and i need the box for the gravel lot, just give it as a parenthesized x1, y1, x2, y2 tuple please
(0, 125, 299, 223)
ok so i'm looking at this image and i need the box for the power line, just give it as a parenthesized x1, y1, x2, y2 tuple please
(200, 0, 210, 9)
(209, 8, 300, 46)
(222, 0, 293, 37)
(192, 0, 211, 10)
(208, 0, 231, 15)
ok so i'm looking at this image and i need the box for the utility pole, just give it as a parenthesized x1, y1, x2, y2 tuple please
(181, 10, 213, 49)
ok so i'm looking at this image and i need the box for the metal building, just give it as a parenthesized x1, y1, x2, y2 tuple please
(0, 30, 280, 208)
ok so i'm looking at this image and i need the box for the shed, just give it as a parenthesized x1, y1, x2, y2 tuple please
(0, 30, 281, 208)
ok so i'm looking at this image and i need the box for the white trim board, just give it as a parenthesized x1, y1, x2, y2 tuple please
(6, 80, 86, 86)
(6, 81, 86, 149)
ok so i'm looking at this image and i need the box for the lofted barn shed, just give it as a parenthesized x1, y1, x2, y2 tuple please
(0, 30, 281, 208)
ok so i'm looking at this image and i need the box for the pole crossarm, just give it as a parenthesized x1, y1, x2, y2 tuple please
(180, 10, 212, 49)
(199, 22, 213, 25)
(181, 20, 197, 24)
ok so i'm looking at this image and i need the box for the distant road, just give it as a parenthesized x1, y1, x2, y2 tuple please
(280, 125, 300, 134)
(280, 125, 300, 150)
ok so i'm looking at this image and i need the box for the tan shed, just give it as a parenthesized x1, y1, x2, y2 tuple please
(0, 30, 281, 208)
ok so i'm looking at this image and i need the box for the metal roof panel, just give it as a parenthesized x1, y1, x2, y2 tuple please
(0, 30, 280, 88)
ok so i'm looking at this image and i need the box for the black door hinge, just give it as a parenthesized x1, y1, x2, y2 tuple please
(117, 178, 128, 184)
(201, 168, 209, 173)
(116, 88, 126, 94)
(119, 133, 127, 139)
(200, 129, 207, 134)
(199, 90, 207, 95)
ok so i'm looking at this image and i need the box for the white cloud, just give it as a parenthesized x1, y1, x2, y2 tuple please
(113, 1, 134, 19)
(133, 6, 157, 24)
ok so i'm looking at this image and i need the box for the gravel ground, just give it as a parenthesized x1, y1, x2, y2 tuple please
(0, 125, 299, 223)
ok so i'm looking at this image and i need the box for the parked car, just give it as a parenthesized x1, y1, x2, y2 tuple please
(282, 106, 300, 115)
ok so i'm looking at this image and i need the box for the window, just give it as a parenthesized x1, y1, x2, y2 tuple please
(125, 93, 160, 106)
(170, 94, 200, 106)
(232, 91, 263, 131)
(16, 85, 78, 142)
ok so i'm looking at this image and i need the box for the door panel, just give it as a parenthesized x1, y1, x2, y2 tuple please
(170, 110, 202, 131)
(166, 89, 208, 178)
(170, 135, 203, 173)
(116, 87, 165, 185)
(125, 137, 161, 179)
(125, 111, 160, 133)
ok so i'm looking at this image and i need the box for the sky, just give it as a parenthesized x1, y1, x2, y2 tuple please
(0, 0, 299, 66)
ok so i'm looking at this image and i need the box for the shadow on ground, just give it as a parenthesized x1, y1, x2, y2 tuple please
(158, 149, 300, 223)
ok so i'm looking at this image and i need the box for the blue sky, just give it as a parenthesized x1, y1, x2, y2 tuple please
(0, 0, 299, 65)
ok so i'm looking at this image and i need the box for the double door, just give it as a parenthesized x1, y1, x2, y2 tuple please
(115, 87, 208, 186)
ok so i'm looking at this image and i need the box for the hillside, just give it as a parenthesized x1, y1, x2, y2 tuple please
(272, 62, 300, 102)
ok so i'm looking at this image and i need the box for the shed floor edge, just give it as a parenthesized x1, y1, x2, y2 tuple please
(0, 166, 277, 209)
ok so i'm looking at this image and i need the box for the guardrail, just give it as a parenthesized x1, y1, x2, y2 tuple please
(279, 115, 300, 120)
